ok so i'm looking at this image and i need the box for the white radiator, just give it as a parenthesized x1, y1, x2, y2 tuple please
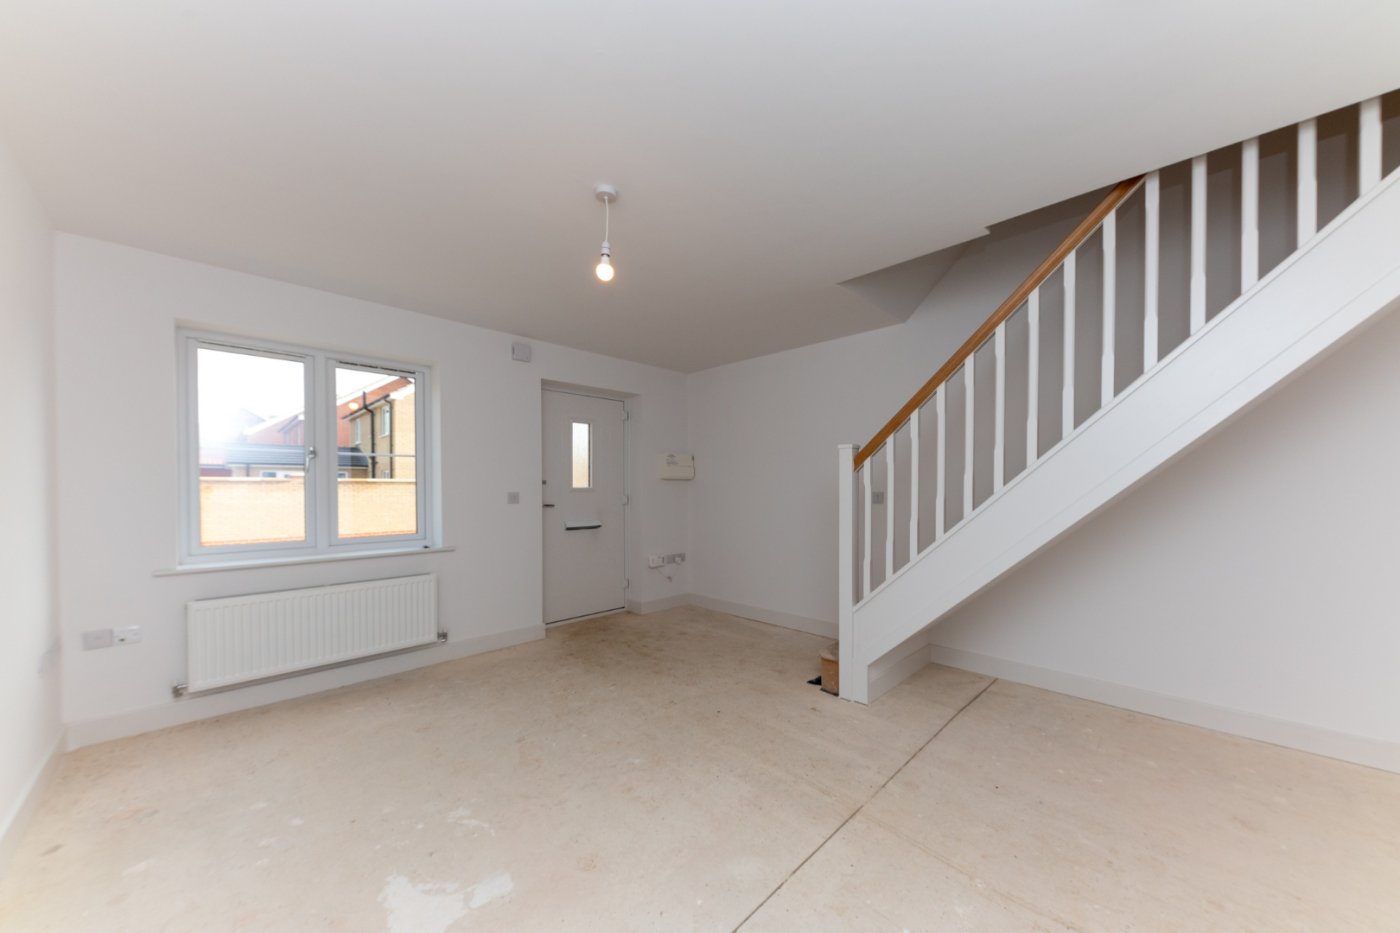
(183, 574, 439, 694)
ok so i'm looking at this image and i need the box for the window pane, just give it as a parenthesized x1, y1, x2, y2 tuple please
(572, 422, 590, 488)
(197, 348, 306, 546)
(336, 367, 417, 538)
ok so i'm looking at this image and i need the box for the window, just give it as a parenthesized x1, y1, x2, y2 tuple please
(180, 331, 433, 565)
(571, 421, 591, 488)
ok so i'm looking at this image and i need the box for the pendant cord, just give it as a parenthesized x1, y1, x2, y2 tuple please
(605, 196, 610, 242)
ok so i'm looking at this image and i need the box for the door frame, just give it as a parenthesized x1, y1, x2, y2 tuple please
(541, 382, 632, 625)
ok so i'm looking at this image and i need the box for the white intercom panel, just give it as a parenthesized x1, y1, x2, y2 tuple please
(659, 452, 695, 480)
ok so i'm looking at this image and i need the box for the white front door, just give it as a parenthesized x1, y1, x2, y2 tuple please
(542, 389, 626, 624)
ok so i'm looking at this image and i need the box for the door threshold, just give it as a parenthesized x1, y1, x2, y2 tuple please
(546, 606, 627, 627)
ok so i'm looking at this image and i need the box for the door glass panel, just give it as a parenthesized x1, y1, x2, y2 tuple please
(196, 347, 306, 546)
(335, 366, 417, 538)
(572, 421, 591, 488)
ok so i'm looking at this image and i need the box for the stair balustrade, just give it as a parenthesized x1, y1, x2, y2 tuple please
(839, 94, 1398, 702)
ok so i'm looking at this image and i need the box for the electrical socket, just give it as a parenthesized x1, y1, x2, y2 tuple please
(114, 626, 141, 645)
(663, 553, 686, 565)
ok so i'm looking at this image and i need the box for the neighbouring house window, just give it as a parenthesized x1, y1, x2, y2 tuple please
(381, 404, 391, 437)
(180, 331, 433, 565)
(571, 421, 591, 488)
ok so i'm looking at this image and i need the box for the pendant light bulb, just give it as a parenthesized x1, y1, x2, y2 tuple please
(594, 184, 618, 283)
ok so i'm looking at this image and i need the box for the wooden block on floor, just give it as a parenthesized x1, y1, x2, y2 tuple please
(820, 642, 839, 696)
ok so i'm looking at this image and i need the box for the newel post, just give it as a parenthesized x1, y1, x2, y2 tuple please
(837, 444, 859, 702)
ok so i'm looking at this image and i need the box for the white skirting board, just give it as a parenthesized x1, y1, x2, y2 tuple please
(626, 593, 693, 615)
(685, 594, 837, 639)
(0, 731, 65, 878)
(628, 593, 837, 640)
(927, 645, 1400, 774)
(868, 634, 934, 703)
(66, 625, 544, 750)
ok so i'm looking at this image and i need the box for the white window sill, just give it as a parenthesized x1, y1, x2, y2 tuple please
(153, 545, 456, 577)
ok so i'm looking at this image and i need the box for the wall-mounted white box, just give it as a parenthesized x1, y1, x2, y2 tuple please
(659, 452, 695, 480)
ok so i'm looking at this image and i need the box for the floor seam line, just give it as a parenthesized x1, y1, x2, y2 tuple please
(729, 677, 999, 933)
(858, 811, 1091, 933)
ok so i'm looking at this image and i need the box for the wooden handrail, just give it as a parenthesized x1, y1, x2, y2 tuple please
(853, 175, 1146, 468)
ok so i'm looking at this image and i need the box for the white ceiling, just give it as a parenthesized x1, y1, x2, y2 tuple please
(2, 2, 1398, 372)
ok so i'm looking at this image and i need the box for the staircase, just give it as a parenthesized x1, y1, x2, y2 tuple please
(838, 93, 1400, 703)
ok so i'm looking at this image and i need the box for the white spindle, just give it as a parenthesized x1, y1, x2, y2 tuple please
(1062, 250, 1076, 438)
(885, 438, 895, 580)
(1190, 154, 1207, 334)
(861, 461, 872, 598)
(963, 358, 975, 518)
(1101, 208, 1116, 407)
(1241, 137, 1259, 291)
(1144, 171, 1160, 370)
(993, 322, 1006, 493)
(1298, 119, 1317, 243)
(1360, 97, 1383, 194)
(935, 385, 946, 537)
(1026, 287, 1040, 464)
(909, 408, 920, 559)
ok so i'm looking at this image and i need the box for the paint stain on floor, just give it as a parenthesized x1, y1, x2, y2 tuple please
(378, 872, 513, 933)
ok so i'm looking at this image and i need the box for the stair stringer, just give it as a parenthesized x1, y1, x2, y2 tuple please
(844, 169, 1400, 704)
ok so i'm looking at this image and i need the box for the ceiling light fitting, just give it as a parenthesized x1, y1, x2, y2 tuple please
(595, 184, 617, 282)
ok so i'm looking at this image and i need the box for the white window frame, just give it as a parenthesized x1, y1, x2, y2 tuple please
(380, 403, 391, 437)
(353, 417, 362, 445)
(177, 330, 435, 566)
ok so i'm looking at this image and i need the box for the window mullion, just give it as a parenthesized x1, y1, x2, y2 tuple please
(303, 351, 319, 552)
(316, 352, 335, 552)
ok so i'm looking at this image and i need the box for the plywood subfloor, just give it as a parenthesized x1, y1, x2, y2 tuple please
(3, 606, 1397, 931)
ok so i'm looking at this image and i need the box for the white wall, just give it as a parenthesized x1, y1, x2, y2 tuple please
(932, 305, 1400, 749)
(0, 136, 61, 869)
(55, 235, 689, 747)
(687, 199, 1090, 628)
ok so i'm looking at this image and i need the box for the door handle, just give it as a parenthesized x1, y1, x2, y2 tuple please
(564, 520, 603, 530)
(542, 503, 555, 507)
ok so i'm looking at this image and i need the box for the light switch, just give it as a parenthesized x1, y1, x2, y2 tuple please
(507, 491, 520, 504)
